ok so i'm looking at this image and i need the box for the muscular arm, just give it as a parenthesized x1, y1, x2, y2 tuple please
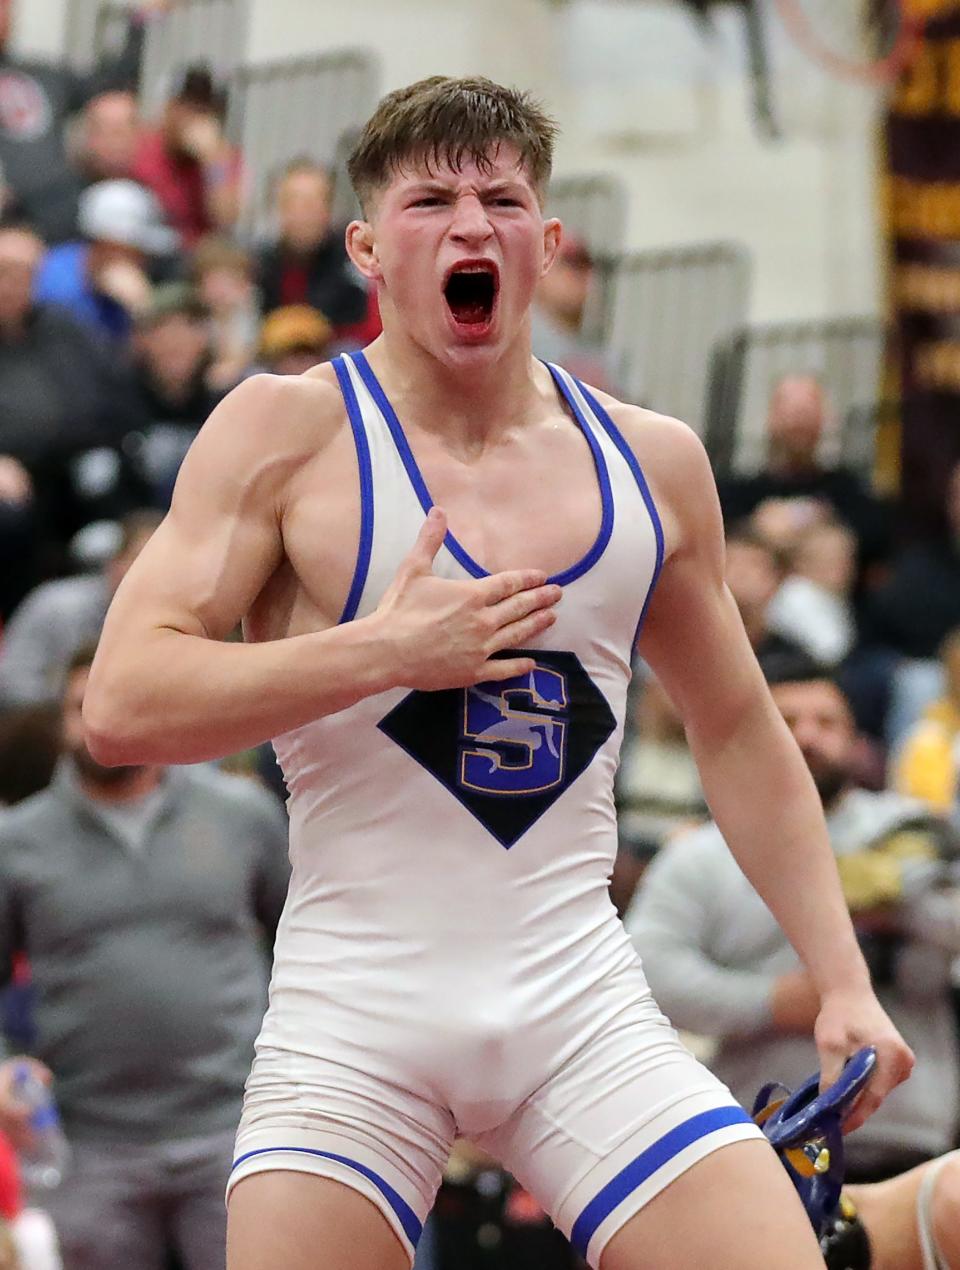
(612, 405, 909, 1098)
(84, 374, 559, 766)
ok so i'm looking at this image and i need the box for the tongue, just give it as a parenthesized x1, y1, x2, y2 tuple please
(450, 299, 489, 325)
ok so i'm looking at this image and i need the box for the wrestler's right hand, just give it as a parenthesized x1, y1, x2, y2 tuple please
(374, 506, 562, 689)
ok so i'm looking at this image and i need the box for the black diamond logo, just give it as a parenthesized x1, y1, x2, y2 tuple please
(378, 650, 616, 848)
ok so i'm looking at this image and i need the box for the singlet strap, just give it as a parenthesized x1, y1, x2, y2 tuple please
(332, 355, 375, 624)
(917, 1150, 959, 1270)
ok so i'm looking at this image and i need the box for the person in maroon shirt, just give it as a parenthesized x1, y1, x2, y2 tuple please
(132, 64, 241, 248)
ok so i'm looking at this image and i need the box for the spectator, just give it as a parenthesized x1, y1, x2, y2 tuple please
(893, 628, 960, 816)
(723, 523, 804, 661)
(72, 90, 141, 186)
(842, 1149, 960, 1270)
(0, 705, 59, 807)
(626, 653, 960, 1181)
(0, 509, 160, 707)
(0, 646, 290, 1270)
(191, 235, 259, 389)
(133, 64, 241, 248)
(258, 304, 332, 376)
(0, 222, 141, 574)
(130, 283, 224, 503)
(0, 450, 35, 620)
(862, 459, 960, 747)
(766, 518, 859, 667)
(717, 375, 892, 574)
(33, 180, 177, 343)
(0, 1, 158, 242)
(257, 158, 373, 339)
(531, 234, 619, 394)
(613, 672, 706, 915)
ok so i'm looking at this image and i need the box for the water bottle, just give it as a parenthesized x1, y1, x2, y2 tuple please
(11, 1063, 70, 1190)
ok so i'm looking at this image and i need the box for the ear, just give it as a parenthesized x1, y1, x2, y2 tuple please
(541, 217, 562, 277)
(345, 219, 382, 282)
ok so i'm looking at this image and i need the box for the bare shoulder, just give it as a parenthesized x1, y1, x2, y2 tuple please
(176, 366, 346, 499)
(587, 385, 711, 490)
(195, 366, 344, 456)
(585, 386, 718, 558)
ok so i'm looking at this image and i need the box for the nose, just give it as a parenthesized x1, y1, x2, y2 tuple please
(448, 193, 494, 247)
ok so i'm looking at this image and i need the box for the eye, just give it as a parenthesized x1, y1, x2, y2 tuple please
(491, 197, 521, 207)
(413, 196, 444, 208)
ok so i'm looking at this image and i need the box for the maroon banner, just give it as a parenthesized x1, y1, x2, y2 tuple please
(885, 1, 960, 531)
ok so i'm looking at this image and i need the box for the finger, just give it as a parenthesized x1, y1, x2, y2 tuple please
(488, 584, 562, 630)
(842, 1089, 884, 1136)
(473, 656, 537, 683)
(398, 507, 448, 579)
(480, 568, 550, 606)
(488, 608, 558, 653)
(817, 1045, 846, 1094)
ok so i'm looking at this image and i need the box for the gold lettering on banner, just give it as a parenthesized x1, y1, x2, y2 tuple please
(896, 263, 960, 310)
(915, 339, 960, 390)
(888, 176, 960, 237)
(901, 0, 960, 20)
(893, 38, 960, 116)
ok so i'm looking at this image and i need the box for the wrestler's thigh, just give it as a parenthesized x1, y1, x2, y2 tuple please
(600, 1138, 824, 1270)
(227, 1172, 411, 1270)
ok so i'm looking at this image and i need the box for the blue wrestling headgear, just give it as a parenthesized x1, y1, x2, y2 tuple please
(752, 1047, 877, 1252)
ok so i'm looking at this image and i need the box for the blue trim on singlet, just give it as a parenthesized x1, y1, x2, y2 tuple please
(332, 355, 375, 624)
(350, 350, 614, 587)
(574, 379, 666, 650)
(230, 1146, 423, 1248)
(569, 1105, 753, 1258)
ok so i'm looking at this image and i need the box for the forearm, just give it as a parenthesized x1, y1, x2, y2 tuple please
(688, 695, 871, 999)
(84, 615, 396, 766)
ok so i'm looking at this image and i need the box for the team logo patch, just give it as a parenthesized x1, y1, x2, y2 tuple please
(378, 650, 616, 848)
(0, 73, 52, 141)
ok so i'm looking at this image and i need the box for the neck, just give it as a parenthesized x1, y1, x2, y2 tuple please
(363, 320, 541, 452)
(76, 765, 163, 805)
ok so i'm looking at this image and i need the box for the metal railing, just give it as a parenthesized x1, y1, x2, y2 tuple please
(228, 48, 380, 240)
(705, 316, 886, 477)
(594, 241, 752, 434)
(64, 0, 129, 72)
(547, 173, 629, 257)
(138, 0, 249, 118)
(66, 0, 250, 113)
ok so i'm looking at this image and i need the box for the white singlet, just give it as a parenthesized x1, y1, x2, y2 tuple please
(228, 351, 763, 1267)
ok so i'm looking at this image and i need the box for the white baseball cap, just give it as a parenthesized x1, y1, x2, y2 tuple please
(77, 180, 180, 256)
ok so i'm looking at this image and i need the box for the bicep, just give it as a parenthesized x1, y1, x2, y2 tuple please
(98, 379, 291, 648)
(636, 434, 763, 740)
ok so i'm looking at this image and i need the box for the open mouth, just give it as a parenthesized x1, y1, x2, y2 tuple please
(443, 261, 498, 328)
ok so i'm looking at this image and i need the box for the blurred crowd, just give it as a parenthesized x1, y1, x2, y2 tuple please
(0, 3, 956, 1268)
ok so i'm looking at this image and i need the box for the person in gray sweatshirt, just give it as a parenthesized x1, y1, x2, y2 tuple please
(626, 650, 960, 1182)
(0, 646, 290, 1269)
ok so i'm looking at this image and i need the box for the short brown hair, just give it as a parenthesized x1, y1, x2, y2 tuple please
(347, 76, 558, 213)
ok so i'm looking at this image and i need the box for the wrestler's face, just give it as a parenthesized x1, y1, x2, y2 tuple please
(348, 144, 560, 368)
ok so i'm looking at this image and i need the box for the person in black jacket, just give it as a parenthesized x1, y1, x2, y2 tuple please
(256, 158, 370, 336)
(0, 221, 145, 591)
(717, 374, 892, 578)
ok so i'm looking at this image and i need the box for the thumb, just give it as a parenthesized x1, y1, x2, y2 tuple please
(401, 507, 447, 577)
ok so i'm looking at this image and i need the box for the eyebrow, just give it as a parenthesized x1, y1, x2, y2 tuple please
(403, 177, 531, 198)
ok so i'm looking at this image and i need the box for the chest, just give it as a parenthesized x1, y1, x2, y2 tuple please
(404, 420, 603, 578)
(271, 410, 606, 638)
